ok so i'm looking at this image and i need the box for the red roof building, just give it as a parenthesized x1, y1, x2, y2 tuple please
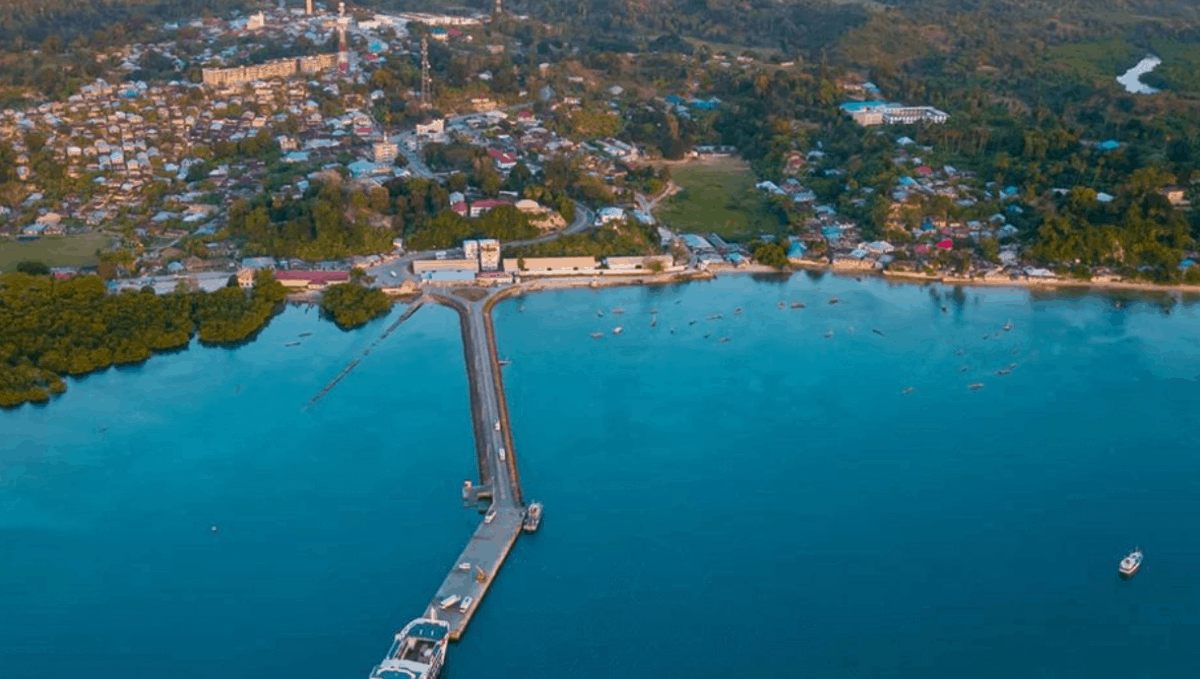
(451, 201, 468, 216)
(469, 199, 509, 218)
(487, 148, 517, 168)
(936, 239, 953, 250)
(274, 271, 350, 289)
(916, 165, 933, 176)
(914, 244, 930, 254)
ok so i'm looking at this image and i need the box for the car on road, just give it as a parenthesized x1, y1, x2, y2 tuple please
(389, 270, 397, 278)
(484, 508, 496, 524)
(498, 447, 506, 461)
(494, 420, 500, 432)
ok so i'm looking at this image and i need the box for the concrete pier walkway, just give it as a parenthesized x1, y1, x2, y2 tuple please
(424, 291, 528, 640)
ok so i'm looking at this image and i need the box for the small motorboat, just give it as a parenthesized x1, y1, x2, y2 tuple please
(590, 332, 603, 339)
(596, 310, 605, 317)
(210, 525, 219, 534)
(777, 302, 786, 310)
(1118, 549, 1143, 580)
(1003, 320, 1014, 331)
(872, 328, 885, 336)
(612, 307, 625, 315)
(983, 334, 990, 340)
(902, 387, 915, 395)
(824, 329, 834, 339)
(718, 337, 729, 343)
(828, 296, 839, 305)
(519, 305, 526, 312)
(650, 317, 657, 327)
(704, 332, 712, 339)
(285, 341, 300, 347)
(996, 367, 1011, 376)
(968, 383, 984, 390)
(956, 349, 964, 356)
(707, 313, 723, 320)
(791, 302, 806, 309)
(941, 306, 948, 313)
(498, 359, 512, 367)
(960, 365, 969, 373)
(612, 326, 623, 335)
(734, 308, 743, 314)
(689, 319, 697, 326)
(299, 332, 313, 338)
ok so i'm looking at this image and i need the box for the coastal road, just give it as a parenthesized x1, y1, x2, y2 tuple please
(362, 200, 596, 286)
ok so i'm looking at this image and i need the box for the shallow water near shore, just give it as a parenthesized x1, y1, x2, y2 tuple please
(5, 274, 1200, 678)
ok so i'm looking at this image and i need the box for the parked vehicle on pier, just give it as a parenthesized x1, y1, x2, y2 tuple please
(438, 595, 460, 610)
(369, 618, 449, 679)
(484, 508, 496, 524)
(458, 596, 473, 613)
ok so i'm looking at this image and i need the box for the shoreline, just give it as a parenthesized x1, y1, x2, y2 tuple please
(475, 262, 1199, 303)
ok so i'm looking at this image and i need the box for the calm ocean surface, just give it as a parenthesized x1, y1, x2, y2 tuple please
(4, 274, 1200, 678)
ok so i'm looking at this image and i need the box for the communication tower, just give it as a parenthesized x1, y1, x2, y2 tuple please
(337, 19, 349, 74)
(420, 37, 431, 108)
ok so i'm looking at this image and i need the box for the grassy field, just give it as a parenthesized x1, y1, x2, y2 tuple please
(654, 157, 784, 240)
(1044, 40, 1143, 83)
(0, 233, 110, 272)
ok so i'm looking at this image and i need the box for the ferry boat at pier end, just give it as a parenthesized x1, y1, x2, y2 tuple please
(1119, 549, 1143, 580)
(369, 618, 450, 679)
(523, 502, 543, 533)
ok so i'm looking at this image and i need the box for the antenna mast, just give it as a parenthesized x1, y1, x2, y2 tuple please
(420, 37, 431, 108)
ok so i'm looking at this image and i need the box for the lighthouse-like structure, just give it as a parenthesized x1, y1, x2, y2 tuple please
(305, 0, 313, 15)
(337, 2, 349, 75)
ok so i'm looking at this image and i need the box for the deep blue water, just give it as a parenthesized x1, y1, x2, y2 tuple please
(4, 275, 1200, 678)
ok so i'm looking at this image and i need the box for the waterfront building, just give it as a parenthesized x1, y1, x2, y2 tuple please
(502, 256, 598, 274)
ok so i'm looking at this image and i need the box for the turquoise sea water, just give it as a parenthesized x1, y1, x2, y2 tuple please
(4, 275, 1200, 678)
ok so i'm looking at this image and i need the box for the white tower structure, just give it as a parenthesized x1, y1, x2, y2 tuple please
(306, 0, 313, 15)
(338, 1, 345, 16)
(338, 19, 349, 74)
(420, 37, 431, 108)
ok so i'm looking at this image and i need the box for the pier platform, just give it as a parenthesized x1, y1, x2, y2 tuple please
(426, 506, 524, 640)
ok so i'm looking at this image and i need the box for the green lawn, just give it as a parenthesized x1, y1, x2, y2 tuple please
(0, 233, 110, 272)
(1044, 40, 1142, 83)
(655, 158, 784, 240)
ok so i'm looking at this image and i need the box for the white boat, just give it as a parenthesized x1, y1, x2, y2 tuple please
(523, 501, 543, 533)
(612, 326, 623, 335)
(1119, 549, 1144, 580)
(612, 307, 625, 314)
(369, 618, 449, 679)
(590, 332, 603, 339)
(437, 595, 460, 611)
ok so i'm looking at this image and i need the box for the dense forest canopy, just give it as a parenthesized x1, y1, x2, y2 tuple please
(0, 270, 285, 408)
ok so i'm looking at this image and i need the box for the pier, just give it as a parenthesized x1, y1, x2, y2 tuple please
(421, 291, 528, 641)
